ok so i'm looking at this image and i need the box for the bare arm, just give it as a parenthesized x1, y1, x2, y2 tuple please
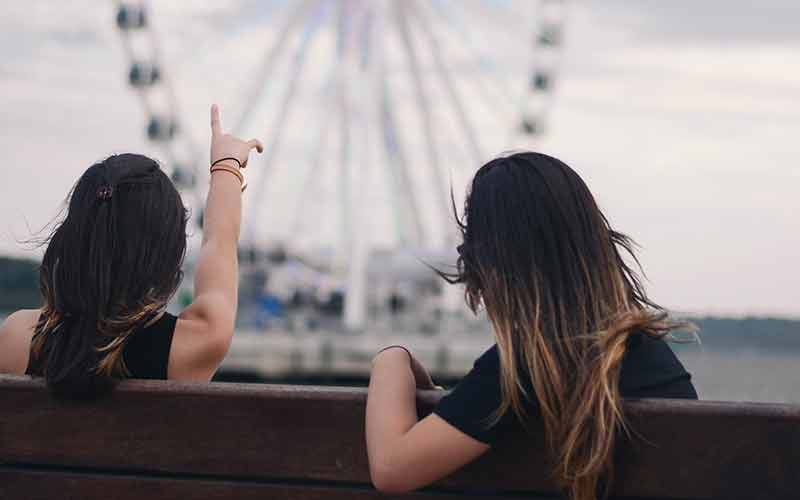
(170, 105, 263, 381)
(0, 309, 40, 375)
(365, 348, 490, 493)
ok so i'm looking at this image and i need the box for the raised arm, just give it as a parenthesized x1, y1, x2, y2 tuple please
(169, 104, 263, 381)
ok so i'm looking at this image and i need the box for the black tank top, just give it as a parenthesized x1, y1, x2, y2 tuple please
(26, 312, 177, 380)
(121, 312, 177, 379)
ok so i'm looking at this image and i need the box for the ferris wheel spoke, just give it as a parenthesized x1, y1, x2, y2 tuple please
(286, 84, 336, 239)
(244, 0, 331, 242)
(409, 0, 484, 166)
(350, 1, 406, 246)
(286, 37, 343, 238)
(331, 1, 377, 252)
(355, 2, 407, 246)
(232, 0, 318, 137)
(461, 0, 532, 44)
(335, 0, 354, 251)
(355, 5, 375, 239)
(371, 2, 425, 248)
(116, 0, 566, 261)
(395, 0, 452, 247)
(426, 0, 518, 120)
(379, 75, 426, 247)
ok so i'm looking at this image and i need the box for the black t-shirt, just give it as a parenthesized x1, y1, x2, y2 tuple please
(434, 333, 697, 444)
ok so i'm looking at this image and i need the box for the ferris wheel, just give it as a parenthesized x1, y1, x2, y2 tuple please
(114, 0, 568, 328)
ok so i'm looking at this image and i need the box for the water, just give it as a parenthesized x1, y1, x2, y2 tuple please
(221, 329, 800, 405)
(676, 348, 800, 404)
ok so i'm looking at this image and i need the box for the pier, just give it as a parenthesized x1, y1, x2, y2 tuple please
(220, 329, 493, 382)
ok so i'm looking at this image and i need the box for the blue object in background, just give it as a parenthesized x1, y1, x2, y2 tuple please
(256, 294, 285, 328)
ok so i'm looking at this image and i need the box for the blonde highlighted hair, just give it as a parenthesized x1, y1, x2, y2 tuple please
(442, 152, 689, 500)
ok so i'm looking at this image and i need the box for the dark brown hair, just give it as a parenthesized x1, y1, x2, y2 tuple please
(29, 154, 187, 399)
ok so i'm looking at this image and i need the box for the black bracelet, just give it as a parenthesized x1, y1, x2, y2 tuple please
(375, 345, 413, 363)
(211, 157, 242, 169)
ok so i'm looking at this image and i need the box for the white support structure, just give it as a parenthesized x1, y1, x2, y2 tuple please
(342, 1, 374, 332)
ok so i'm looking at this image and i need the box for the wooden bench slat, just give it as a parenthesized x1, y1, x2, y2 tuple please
(1, 375, 798, 499)
(0, 468, 545, 500)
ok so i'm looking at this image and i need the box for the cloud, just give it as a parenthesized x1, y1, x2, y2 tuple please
(0, 1, 798, 315)
(581, 0, 800, 46)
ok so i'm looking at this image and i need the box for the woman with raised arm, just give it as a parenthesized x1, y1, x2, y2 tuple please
(0, 105, 262, 399)
(366, 152, 697, 500)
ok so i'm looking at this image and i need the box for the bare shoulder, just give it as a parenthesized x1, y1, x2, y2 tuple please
(0, 309, 41, 374)
(0, 308, 40, 338)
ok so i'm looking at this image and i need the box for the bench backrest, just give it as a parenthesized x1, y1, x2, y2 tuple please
(1, 375, 798, 499)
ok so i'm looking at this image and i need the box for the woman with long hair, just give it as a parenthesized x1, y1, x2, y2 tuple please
(0, 105, 262, 399)
(366, 152, 697, 500)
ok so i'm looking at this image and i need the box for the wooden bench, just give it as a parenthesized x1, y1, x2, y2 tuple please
(0, 375, 797, 499)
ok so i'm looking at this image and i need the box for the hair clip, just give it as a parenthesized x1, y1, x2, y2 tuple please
(96, 185, 114, 201)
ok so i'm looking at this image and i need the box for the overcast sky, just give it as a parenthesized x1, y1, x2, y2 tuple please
(0, 1, 798, 317)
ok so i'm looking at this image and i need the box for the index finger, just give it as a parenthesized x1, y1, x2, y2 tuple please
(210, 104, 222, 136)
